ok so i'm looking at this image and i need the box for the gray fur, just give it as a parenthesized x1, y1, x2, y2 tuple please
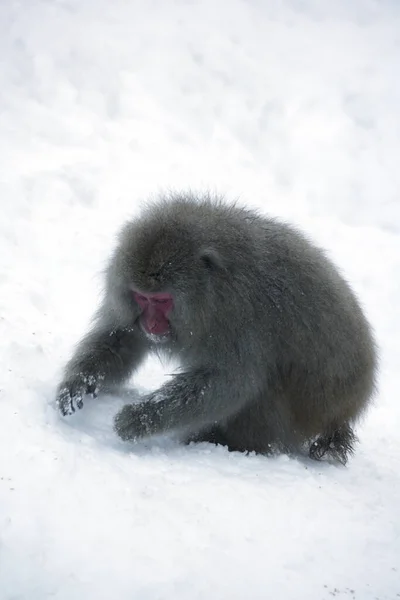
(56, 192, 377, 463)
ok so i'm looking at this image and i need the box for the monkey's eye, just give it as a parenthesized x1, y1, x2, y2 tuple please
(154, 298, 169, 305)
(133, 293, 149, 309)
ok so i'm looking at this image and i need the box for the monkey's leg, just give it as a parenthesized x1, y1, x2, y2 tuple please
(57, 326, 148, 416)
(309, 423, 357, 465)
(208, 392, 298, 455)
(114, 368, 253, 441)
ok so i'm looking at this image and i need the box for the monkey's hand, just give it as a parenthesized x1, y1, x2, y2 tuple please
(56, 374, 101, 416)
(114, 369, 233, 442)
(114, 402, 161, 441)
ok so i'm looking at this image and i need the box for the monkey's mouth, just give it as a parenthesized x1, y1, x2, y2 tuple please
(143, 316, 170, 335)
(140, 322, 171, 345)
(138, 314, 171, 338)
(133, 290, 174, 337)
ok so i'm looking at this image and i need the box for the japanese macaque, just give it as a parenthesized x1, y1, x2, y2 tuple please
(56, 192, 377, 464)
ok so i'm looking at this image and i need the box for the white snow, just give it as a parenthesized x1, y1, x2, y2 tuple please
(1, 1, 400, 599)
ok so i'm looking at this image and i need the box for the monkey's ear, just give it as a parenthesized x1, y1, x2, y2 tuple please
(199, 247, 224, 271)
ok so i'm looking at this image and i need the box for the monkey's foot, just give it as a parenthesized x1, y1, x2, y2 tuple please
(114, 403, 156, 441)
(309, 425, 357, 465)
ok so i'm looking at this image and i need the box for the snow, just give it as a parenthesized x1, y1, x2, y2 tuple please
(1, 1, 400, 598)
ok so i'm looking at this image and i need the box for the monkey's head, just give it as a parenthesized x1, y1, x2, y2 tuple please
(111, 197, 231, 344)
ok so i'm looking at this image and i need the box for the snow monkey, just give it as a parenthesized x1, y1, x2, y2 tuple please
(56, 192, 377, 464)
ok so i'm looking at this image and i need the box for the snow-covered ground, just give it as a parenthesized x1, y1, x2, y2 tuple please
(1, 1, 400, 598)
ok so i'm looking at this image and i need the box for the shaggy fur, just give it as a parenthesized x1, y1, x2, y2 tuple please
(57, 192, 377, 464)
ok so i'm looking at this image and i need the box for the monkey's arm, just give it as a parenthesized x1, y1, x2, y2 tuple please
(57, 324, 148, 416)
(114, 368, 251, 440)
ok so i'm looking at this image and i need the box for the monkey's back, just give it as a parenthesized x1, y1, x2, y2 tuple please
(155, 195, 377, 436)
(253, 217, 376, 434)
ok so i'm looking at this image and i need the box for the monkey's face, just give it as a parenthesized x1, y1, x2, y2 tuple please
(133, 291, 174, 337)
(115, 216, 223, 344)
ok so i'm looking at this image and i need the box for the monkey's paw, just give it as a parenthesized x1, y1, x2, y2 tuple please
(56, 374, 99, 416)
(114, 403, 156, 441)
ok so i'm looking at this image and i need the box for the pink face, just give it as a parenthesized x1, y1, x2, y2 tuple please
(133, 291, 174, 335)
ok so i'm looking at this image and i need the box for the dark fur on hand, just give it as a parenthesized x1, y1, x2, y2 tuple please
(57, 192, 377, 464)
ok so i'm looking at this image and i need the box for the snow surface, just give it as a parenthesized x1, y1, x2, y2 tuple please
(1, 1, 400, 598)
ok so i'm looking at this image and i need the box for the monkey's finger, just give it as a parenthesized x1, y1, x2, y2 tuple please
(113, 404, 144, 441)
(113, 405, 134, 440)
(56, 388, 75, 416)
(57, 387, 84, 416)
(69, 388, 84, 412)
